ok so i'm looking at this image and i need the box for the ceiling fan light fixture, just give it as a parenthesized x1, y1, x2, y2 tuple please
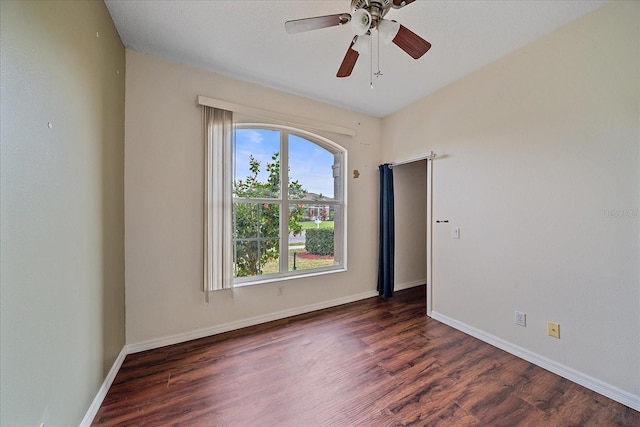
(352, 34, 371, 54)
(351, 9, 372, 36)
(378, 19, 400, 45)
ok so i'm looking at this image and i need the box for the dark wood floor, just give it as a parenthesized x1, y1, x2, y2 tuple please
(93, 286, 639, 426)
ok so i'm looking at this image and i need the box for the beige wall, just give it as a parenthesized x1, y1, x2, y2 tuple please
(383, 1, 639, 401)
(124, 51, 382, 346)
(0, 1, 125, 426)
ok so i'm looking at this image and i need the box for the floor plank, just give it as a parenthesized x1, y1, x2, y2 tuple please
(92, 286, 639, 426)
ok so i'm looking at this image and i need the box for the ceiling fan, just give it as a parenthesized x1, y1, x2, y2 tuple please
(285, 0, 431, 78)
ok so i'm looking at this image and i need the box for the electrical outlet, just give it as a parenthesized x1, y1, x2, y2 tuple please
(514, 311, 526, 327)
(548, 321, 560, 338)
(277, 287, 284, 296)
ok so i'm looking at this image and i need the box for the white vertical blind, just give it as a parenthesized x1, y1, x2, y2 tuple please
(203, 106, 234, 299)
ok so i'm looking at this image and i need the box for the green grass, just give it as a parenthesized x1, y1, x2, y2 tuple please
(259, 248, 334, 274)
(299, 220, 334, 230)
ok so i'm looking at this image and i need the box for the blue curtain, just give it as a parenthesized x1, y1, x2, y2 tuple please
(377, 164, 394, 299)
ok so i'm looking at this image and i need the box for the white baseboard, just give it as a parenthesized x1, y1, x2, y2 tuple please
(431, 311, 640, 412)
(395, 279, 425, 291)
(127, 290, 379, 354)
(128, 284, 426, 354)
(79, 347, 128, 427)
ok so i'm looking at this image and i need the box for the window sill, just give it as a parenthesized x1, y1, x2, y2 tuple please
(233, 266, 347, 288)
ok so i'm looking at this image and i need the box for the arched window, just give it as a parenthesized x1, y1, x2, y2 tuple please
(232, 125, 346, 284)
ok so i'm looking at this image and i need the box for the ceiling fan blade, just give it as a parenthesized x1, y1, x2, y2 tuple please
(391, 0, 416, 8)
(392, 24, 431, 59)
(337, 40, 359, 78)
(285, 14, 351, 34)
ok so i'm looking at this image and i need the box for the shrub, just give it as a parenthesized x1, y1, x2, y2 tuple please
(305, 228, 334, 255)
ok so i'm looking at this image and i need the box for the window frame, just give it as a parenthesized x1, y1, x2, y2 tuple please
(232, 123, 347, 286)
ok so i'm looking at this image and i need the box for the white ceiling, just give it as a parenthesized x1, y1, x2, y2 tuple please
(105, 0, 607, 118)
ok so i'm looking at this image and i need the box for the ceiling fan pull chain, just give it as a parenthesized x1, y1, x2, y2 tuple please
(375, 26, 383, 79)
(370, 31, 374, 88)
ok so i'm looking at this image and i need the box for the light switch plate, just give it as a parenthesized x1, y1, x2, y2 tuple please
(452, 227, 460, 239)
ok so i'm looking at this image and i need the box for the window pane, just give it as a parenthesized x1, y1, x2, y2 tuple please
(288, 203, 336, 272)
(288, 134, 337, 201)
(233, 202, 280, 278)
(234, 202, 258, 239)
(234, 128, 281, 199)
(234, 239, 280, 277)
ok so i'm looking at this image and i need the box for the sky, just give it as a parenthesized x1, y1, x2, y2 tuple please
(234, 128, 336, 198)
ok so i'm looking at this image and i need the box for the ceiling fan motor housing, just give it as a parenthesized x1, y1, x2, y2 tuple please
(351, 0, 392, 29)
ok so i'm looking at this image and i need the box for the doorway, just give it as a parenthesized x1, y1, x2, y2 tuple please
(392, 159, 431, 315)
